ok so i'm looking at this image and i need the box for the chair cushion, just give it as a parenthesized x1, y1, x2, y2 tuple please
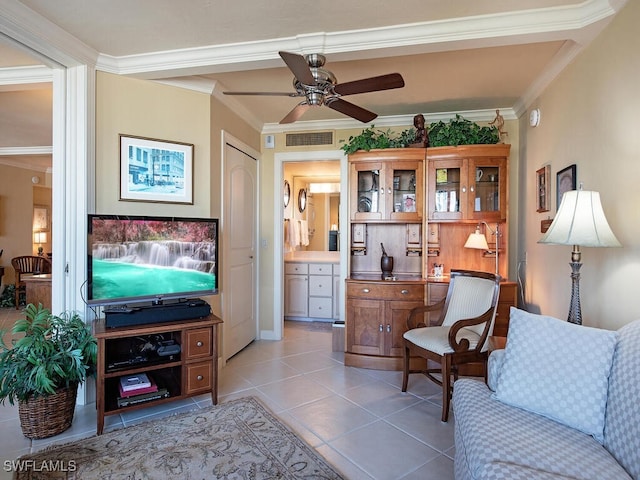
(403, 325, 481, 355)
(494, 308, 617, 444)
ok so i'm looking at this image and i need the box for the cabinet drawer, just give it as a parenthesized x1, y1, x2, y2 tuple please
(309, 263, 332, 275)
(185, 327, 212, 360)
(285, 263, 308, 275)
(309, 275, 332, 296)
(309, 297, 333, 318)
(347, 282, 424, 301)
(427, 282, 449, 305)
(185, 361, 212, 394)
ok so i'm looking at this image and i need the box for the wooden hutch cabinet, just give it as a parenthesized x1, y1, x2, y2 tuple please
(345, 144, 516, 372)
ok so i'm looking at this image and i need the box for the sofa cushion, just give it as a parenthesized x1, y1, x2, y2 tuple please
(494, 308, 617, 443)
(603, 319, 640, 479)
(454, 378, 632, 480)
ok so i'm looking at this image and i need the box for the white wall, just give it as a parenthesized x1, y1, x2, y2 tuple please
(520, 0, 640, 329)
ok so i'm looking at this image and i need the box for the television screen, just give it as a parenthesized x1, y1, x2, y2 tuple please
(87, 215, 218, 306)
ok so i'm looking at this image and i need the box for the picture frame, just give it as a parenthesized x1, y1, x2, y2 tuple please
(556, 164, 577, 210)
(536, 165, 550, 212)
(33, 205, 49, 231)
(120, 134, 194, 204)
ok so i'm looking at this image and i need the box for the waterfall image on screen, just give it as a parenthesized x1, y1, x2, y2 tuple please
(88, 216, 218, 305)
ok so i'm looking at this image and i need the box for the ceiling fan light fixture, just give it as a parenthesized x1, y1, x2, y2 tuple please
(306, 92, 324, 106)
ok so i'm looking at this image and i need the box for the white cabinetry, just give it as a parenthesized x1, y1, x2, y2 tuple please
(284, 263, 308, 317)
(285, 261, 339, 321)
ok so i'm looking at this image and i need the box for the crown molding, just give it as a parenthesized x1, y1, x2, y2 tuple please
(0, 65, 52, 88)
(261, 108, 516, 135)
(92, 0, 619, 80)
(0, 0, 98, 68)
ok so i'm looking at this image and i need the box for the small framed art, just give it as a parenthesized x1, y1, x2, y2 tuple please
(120, 134, 194, 204)
(536, 165, 550, 212)
(556, 164, 577, 210)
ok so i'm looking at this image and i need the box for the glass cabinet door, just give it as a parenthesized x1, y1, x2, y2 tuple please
(467, 158, 505, 221)
(391, 169, 416, 213)
(428, 159, 464, 221)
(351, 162, 384, 221)
(388, 161, 423, 221)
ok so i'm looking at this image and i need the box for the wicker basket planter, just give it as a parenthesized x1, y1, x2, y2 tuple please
(18, 383, 78, 439)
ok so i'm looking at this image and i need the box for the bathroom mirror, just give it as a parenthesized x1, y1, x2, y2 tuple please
(283, 180, 291, 208)
(298, 188, 307, 213)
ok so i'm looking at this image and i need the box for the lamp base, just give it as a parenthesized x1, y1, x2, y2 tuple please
(568, 261, 582, 325)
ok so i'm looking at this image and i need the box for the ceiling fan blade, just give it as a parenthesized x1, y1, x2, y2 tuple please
(280, 103, 310, 124)
(334, 73, 405, 96)
(326, 98, 377, 123)
(279, 51, 316, 86)
(223, 91, 300, 97)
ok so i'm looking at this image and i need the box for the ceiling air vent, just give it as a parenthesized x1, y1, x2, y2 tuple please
(285, 131, 334, 147)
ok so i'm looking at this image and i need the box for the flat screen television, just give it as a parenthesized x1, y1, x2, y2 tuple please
(87, 215, 218, 306)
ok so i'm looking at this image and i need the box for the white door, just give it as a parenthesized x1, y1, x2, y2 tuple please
(223, 140, 258, 360)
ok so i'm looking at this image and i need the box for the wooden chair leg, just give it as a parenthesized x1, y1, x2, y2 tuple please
(441, 355, 452, 422)
(401, 343, 410, 392)
(15, 287, 19, 310)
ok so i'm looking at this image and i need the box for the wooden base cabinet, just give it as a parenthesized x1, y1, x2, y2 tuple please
(345, 279, 424, 370)
(94, 314, 222, 435)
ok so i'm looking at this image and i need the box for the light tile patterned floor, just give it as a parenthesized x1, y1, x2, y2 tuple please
(0, 308, 455, 480)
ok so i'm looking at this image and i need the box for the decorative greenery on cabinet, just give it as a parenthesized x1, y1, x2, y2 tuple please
(340, 114, 500, 154)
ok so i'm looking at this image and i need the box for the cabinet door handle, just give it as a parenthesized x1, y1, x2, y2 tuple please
(363, 288, 370, 293)
(196, 341, 203, 347)
(387, 324, 391, 333)
(470, 185, 475, 193)
(380, 188, 384, 195)
(462, 186, 467, 193)
(197, 375, 204, 381)
(401, 289, 409, 295)
(387, 187, 392, 194)
(379, 324, 383, 332)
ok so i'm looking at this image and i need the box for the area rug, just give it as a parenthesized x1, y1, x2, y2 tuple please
(14, 397, 344, 479)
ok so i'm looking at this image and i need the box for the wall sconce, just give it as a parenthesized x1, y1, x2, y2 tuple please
(34, 231, 47, 256)
(464, 222, 500, 277)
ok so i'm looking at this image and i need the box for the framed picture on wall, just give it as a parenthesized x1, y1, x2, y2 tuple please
(119, 134, 194, 204)
(536, 165, 550, 212)
(33, 205, 49, 231)
(556, 164, 577, 210)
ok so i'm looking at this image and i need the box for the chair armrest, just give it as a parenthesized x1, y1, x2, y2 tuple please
(487, 349, 506, 391)
(406, 300, 445, 329)
(448, 307, 495, 352)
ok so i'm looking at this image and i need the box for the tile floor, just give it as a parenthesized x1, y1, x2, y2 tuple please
(0, 308, 456, 480)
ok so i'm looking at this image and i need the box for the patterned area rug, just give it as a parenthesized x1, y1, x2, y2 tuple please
(15, 397, 344, 479)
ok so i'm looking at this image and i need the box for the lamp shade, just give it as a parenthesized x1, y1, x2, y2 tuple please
(34, 232, 47, 244)
(464, 228, 489, 250)
(538, 190, 620, 247)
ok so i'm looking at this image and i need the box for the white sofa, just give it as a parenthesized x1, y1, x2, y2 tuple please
(453, 308, 639, 480)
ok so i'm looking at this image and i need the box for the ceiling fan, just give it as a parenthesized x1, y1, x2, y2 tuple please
(223, 51, 405, 124)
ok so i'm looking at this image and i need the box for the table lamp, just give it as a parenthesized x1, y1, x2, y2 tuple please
(538, 188, 620, 325)
(464, 222, 500, 276)
(34, 231, 47, 256)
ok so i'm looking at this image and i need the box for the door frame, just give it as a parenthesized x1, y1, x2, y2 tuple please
(221, 131, 260, 362)
(273, 150, 348, 341)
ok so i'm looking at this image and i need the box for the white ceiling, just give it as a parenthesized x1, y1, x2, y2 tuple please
(0, 0, 628, 169)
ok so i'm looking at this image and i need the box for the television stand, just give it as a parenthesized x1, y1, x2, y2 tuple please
(93, 313, 223, 435)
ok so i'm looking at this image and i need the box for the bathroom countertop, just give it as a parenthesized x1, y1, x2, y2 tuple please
(284, 251, 340, 263)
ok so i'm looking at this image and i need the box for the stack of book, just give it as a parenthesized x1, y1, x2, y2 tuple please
(117, 373, 169, 407)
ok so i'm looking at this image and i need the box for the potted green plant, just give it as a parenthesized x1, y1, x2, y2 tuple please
(0, 303, 97, 439)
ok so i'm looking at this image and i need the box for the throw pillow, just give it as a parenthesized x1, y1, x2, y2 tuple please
(494, 307, 617, 443)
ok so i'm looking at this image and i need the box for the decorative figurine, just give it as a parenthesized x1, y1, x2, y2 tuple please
(410, 113, 429, 147)
(489, 109, 508, 143)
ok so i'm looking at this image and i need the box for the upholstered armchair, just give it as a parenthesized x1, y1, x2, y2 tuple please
(402, 269, 500, 421)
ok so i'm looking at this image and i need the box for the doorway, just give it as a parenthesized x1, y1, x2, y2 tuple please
(274, 150, 348, 340)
